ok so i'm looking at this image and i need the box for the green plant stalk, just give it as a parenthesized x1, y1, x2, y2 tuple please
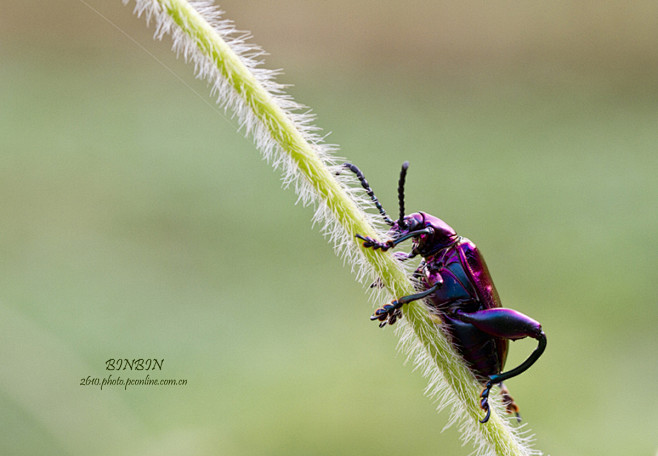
(134, 1, 538, 454)
(160, 0, 408, 294)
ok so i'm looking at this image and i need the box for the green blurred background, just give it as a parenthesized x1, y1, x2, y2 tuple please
(1, 1, 657, 455)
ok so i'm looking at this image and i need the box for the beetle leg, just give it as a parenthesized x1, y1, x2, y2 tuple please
(499, 382, 521, 421)
(356, 228, 432, 252)
(478, 380, 521, 423)
(389, 227, 434, 247)
(479, 381, 493, 423)
(452, 308, 546, 423)
(355, 234, 394, 251)
(394, 250, 418, 262)
(411, 264, 425, 283)
(369, 252, 418, 289)
(369, 278, 384, 289)
(371, 282, 441, 327)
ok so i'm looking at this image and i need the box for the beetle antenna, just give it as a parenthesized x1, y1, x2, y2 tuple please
(398, 161, 409, 228)
(340, 163, 394, 225)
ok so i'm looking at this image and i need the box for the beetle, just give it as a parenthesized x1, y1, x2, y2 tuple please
(341, 161, 547, 423)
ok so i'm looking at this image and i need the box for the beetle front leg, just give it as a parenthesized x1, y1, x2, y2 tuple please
(452, 308, 547, 423)
(356, 228, 433, 252)
(371, 281, 441, 328)
(355, 234, 395, 251)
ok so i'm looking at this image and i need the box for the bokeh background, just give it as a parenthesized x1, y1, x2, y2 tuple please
(1, 1, 657, 455)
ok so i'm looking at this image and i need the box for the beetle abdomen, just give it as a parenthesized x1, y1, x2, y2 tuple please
(444, 315, 503, 380)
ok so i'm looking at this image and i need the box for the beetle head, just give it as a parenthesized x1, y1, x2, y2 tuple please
(391, 212, 458, 256)
(342, 161, 458, 256)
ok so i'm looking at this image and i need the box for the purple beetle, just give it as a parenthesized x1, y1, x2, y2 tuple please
(342, 161, 546, 423)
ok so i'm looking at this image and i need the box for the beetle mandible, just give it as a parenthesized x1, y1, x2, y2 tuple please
(341, 161, 547, 423)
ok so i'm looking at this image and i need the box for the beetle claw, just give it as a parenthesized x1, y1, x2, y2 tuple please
(369, 277, 385, 288)
(371, 301, 402, 328)
(479, 406, 491, 424)
(479, 381, 494, 423)
(355, 234, 392, 251)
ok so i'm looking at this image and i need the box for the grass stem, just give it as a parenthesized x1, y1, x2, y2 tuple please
(125, 1, 540, 454)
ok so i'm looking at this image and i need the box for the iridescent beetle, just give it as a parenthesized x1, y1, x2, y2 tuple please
(342, 161, 547, 423)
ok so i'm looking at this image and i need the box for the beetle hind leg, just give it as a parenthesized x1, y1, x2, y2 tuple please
(478, 382, 521, 423)
(479, 381, 494, 423)
(499, 383, 521, 421)
(450, 308, 546, 423)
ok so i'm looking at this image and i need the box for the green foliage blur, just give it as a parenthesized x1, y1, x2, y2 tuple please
(1, 1, 656, 455)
